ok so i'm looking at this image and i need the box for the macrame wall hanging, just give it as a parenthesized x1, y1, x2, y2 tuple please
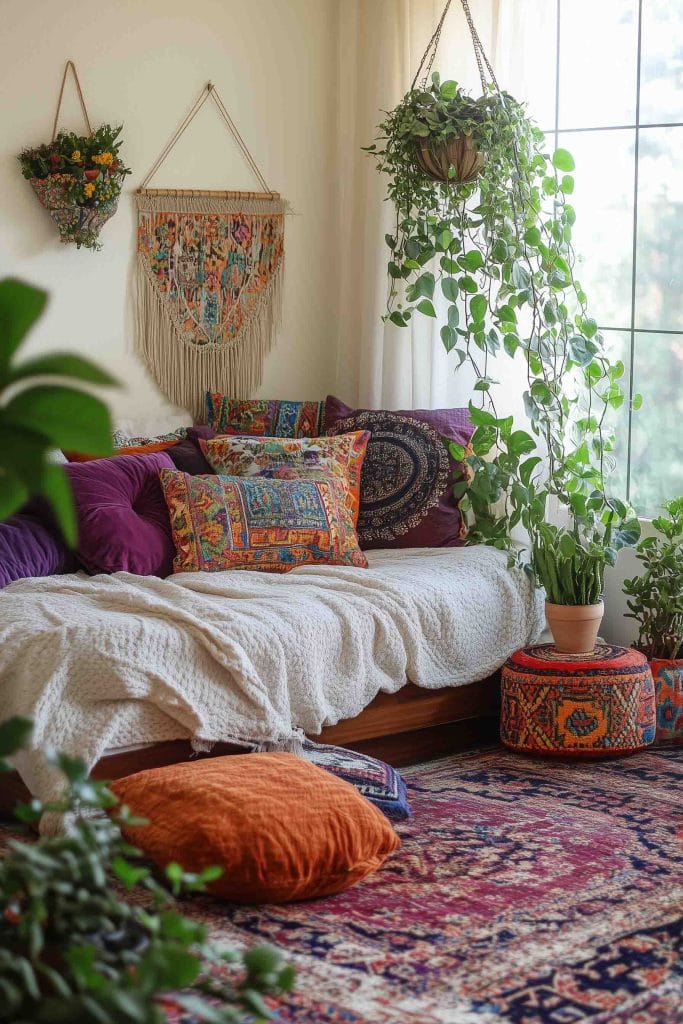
(136, 83, 285, 417)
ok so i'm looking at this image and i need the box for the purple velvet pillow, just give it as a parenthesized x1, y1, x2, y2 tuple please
(324, 394, 473, 550)
(65, 452, 176, 577)
(168, 427, 216, 476)
(0, 514, 72, 588)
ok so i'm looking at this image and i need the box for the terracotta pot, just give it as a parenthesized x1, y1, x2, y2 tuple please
(545, 600, 604, 655)
(414, 134, 485, 184)
(650, 657, 683, 744)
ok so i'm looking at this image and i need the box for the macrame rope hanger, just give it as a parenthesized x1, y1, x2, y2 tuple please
(52, 60, 93, 141)
(411, 0, 500, 95)
(138, 81, 278, 201)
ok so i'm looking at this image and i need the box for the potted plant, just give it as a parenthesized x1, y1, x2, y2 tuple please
(367, 72, 641, 653)
(18, 124, 131, 250)
(0, 717, 294, 1022)
(623, 497, 683, 741)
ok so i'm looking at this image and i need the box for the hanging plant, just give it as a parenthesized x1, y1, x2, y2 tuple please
(18, 62, 130, 251)
(366, 1, 641, 649)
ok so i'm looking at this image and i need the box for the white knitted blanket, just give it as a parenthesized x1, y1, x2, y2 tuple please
(0, 546, 544, 813)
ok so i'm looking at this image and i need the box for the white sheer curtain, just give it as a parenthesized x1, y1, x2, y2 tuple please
(334, 0, 556, 412)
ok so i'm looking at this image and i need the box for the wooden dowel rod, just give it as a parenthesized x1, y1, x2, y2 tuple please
(137, 187, 280, 200)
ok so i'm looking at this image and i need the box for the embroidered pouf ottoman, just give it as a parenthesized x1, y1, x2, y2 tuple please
(501, 643, 656, 757)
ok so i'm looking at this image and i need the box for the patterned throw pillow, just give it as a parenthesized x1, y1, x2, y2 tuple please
(205, 394, 325, 438)
(303, 741, 412, 821)
(200, 432, 370, 523)
(65, 427, 188, 463)
(324, 395, 474, 550)
(159, 470, 368, 574)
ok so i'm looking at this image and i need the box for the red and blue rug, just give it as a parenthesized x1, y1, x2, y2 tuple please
(170, 745, 683, 1024)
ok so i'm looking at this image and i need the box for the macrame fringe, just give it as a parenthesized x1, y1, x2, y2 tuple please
(135, 191, 284, 419)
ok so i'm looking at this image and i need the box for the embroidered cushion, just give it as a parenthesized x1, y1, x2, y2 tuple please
(324, 394, 474, 550)
(66, 452, 176, 577)
(200, 431, 370, 523)
(0, 513, 74, 588)
(303, 742, 412, 821)
(110, 752, 399, 904)
(205, 394, 325, 438)
(64, 427, 188, 463)
(159, 470, 368, 574)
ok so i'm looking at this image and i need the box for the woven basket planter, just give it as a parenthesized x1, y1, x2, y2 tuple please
(30, 173, 119, 249)
(414, 134, 485, 184)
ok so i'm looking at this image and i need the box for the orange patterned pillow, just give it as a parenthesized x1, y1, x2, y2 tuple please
(159, 469, 368, 573)
(199, 431, 369, 523)
(110, 752, 400, 904)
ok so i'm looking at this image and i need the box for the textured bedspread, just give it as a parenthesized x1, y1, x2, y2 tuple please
(0, 546, 543, 812)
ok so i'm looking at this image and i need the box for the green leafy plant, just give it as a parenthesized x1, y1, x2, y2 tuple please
(623, 497, 683, 660)
(0, 717, 295, 1023)
(367, 73, 641, 600)
(0, 278, 116, 543)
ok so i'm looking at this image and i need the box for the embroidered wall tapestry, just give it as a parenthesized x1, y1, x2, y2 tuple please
(135, 83, 285, 418)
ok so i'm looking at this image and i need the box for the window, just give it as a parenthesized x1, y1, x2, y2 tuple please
(505, 0, 683, 516)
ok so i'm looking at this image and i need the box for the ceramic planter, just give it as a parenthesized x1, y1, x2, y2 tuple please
(29, 173, 118, 249)
(545, 600, 604, 655)
(414, 134, 485, 184)
(651, 657, 683, 744)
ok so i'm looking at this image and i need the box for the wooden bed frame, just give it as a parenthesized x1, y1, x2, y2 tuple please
(0, 675, 500, 817)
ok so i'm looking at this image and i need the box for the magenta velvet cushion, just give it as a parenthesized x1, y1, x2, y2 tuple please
(324, 394, 473, 550)
(0, 514, 73, 588)
(65, 452, 175, 577)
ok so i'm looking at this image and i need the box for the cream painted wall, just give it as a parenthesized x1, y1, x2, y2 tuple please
(0, 0, 338, 428)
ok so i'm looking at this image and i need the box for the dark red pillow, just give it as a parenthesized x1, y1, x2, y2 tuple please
(324, 395, 473, 550)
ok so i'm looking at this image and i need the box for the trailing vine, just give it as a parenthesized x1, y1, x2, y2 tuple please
(366, 73, 641, 597)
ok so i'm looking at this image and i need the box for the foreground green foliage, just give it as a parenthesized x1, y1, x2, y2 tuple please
(367, 74, 641, 601)
(0, 278, 116, 543)
(0, 717, 294, 1023)
(623, 497, 683, 660)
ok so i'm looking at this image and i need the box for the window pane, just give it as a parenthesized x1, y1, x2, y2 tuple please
(558, 0, 638, 129)
(601, 330, 631, 503)
(629, 332, 683, 515)
(640, 0, 683, 125)
(561, 130, 635, 330)
(634, 127, 683, 331)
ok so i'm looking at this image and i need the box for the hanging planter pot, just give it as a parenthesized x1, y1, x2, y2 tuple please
(18, 61, 130, 251)
(414, 133, 484, 183)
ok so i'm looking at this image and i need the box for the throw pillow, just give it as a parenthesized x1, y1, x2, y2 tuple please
(200, 431, 370, 523)
(64, 427, 189, 463)
(324, 394, 474, 550)
(159, 470, 368, 574)
(110, 752, 400, 904)
(205, 394, 325, 438)
(0, 514, 74, 588)
(302, 741, 412, 821)
(167, 426, 217, 476)
(66, 452, 176, 577)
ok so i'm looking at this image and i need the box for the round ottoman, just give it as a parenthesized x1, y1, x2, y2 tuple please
(501, 643, 656, 757)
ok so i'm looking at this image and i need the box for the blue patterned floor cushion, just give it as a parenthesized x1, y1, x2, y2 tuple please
(302, 741, 412, 821)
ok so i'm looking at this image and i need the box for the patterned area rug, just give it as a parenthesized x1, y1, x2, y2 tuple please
(3, 746, 682, 1022)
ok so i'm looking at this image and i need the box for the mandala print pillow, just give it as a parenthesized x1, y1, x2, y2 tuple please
(159, 469, 368, 574)
(324, 395, 474, 550)
(200, 431, 370, 523)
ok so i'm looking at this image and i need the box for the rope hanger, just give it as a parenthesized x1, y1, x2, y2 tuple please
(52, 60, 93, 141)
(138, 82, 278, 201)
(411, 0, 500, 94)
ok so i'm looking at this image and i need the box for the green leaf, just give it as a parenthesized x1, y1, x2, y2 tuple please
(416, 298, 436, 317)
(511, 262, 530, 290)
(558, 533, 577, 558)
(459, 250, 485, 272)
(7, 353, 118, 388)
(470, 294, 487, 322)
(0, 716, 32, 759)
(524, 227, 541, 247)
(440, 324, 457, 352)
(520, 456, 542, 486)
(0, 278, 48, 371)
(2, 385, 113, 455)
(439, 79, 458, 100)
(468, 402, 498, 427)
(389, 310, 407, 327)
(497, 304, 516, 323)
(459, 276, 478, 294)
(447, 303, 460, 329)
(441, 278, 459, 302)
(447, 441, 466, 461)
(632, 392, 643, 410)
(552, 147, 575, 172)
(0, 467, 28, 521)
(412, 272, 435, 300)
(506, 430, 536, 457)
(38, 463, 78, 546)
(560, 174, 574, 194)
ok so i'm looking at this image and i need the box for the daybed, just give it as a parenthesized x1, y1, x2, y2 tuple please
(0, 545, 543, 822)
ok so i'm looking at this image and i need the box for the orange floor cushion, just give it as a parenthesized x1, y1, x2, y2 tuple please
(110, 752, 400, 904)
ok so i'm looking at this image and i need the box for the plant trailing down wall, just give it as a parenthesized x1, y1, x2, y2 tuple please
(366, 0, 641, 606)
(18, 62, 130, 250)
